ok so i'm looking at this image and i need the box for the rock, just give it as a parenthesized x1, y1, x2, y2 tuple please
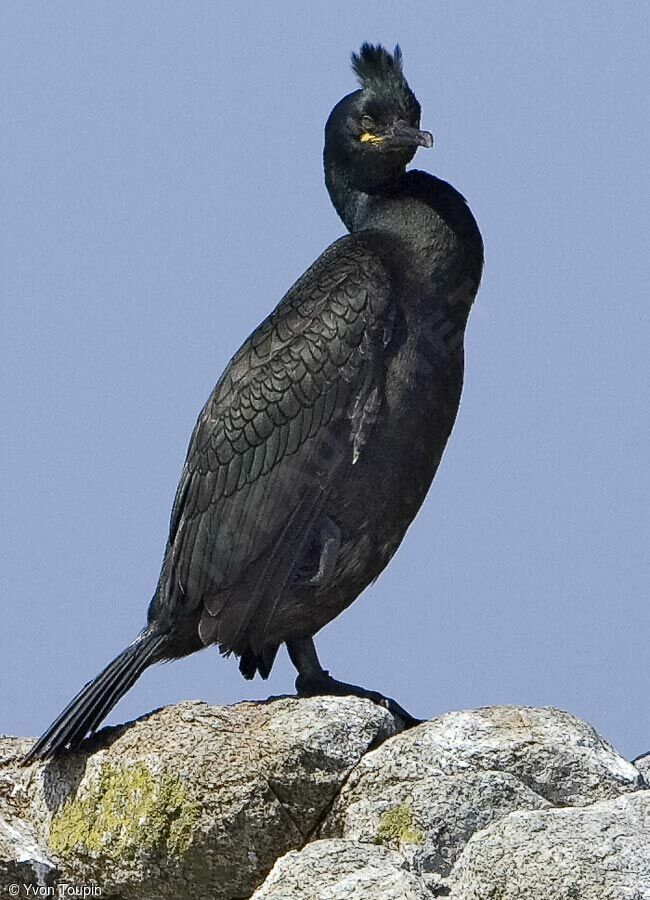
(448, 791, 650, 900)
(323, 705, 641, 878)
(0, 813, 58, 892)
(634, 752, 650, 787)
(2, 702, 647, 899)
(251, 838, 432, 899)
(1, 697, 398, 900)
(324, 770, 549, 877)
(0, 737, 59, 892)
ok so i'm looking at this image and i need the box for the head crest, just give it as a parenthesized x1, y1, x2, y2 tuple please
(351, 43, 405, 90)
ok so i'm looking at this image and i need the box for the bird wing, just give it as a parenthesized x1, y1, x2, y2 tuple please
(163, 232, 394, 652)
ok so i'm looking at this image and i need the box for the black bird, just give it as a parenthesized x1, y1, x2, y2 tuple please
(25, 44, 483, 762)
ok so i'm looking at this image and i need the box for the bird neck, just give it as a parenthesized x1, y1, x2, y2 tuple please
(324, 154, 406, 233)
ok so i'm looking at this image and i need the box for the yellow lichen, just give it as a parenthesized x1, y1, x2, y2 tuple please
(374, 803, 425, 847)
(49, 761, 200, 860)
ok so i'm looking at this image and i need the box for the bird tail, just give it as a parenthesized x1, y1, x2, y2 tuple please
(23, 631, 167, 763)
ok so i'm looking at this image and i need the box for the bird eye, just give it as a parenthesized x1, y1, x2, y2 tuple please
(361, 115, 375, 131)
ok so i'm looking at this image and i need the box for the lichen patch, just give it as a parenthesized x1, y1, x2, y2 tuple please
(374, 803, 425, 847)
(49, 761, 200, 861)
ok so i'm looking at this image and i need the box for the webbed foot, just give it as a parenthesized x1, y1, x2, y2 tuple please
(295, 669, 422, 728)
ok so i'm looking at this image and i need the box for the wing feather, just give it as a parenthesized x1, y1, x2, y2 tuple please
(159, 233, 395, 651)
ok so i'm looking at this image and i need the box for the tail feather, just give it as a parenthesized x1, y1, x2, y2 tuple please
(81, 652, 145, 738)
(23, 632, 166, 763)
(71, 635, 157, 741)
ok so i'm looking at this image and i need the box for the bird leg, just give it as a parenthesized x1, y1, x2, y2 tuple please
(287, 636, 422, 728)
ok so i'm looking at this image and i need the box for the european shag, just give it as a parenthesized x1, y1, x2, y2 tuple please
(26, 44, 483, 762)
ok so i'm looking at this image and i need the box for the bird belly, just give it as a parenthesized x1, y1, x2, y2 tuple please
(259, 343, 465, 644)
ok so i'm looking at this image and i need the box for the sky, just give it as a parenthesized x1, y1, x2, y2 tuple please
(2, 2, 648, 761)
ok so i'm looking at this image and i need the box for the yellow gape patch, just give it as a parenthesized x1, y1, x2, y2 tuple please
(360, 132, 384, 143)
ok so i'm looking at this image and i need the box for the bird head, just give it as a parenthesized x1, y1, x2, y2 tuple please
(324, 43, 433, 194)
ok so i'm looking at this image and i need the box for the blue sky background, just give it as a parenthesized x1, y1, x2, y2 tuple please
(2, 2, 648, 760)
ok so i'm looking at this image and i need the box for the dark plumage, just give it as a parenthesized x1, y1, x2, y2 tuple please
(25, 43, 483, 762)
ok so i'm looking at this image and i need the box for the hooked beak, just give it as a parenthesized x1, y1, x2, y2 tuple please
(386, 122, 434, 149)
